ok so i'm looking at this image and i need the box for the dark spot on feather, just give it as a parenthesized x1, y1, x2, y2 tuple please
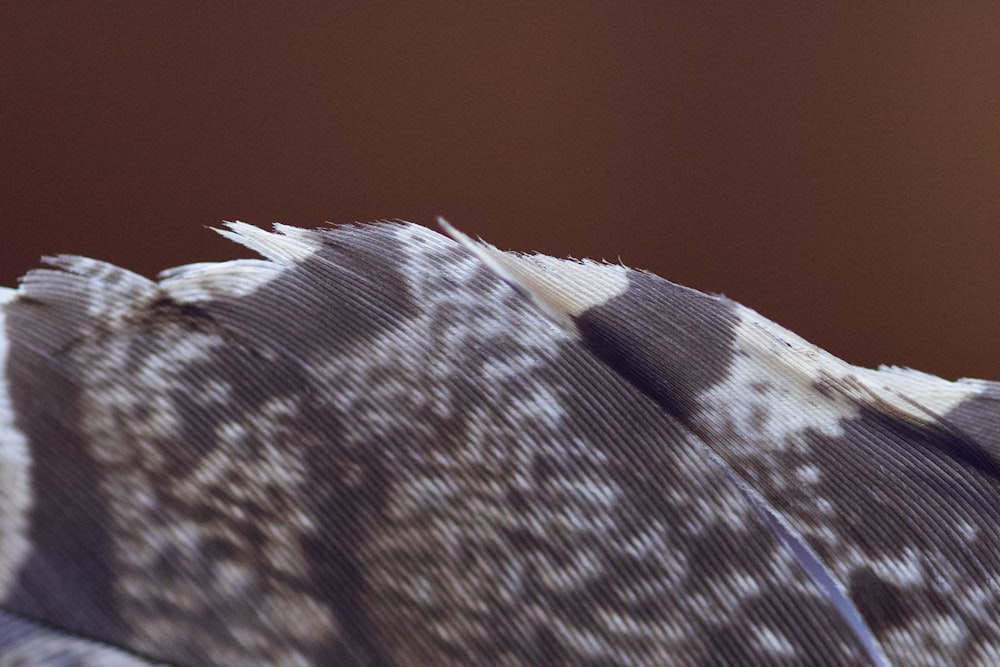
(812, 378, 836, 399)
(142, 297, 216, 331)
(532, 453, 560, 487)
(527, 626, 569, 665)
(5, 312, 132, 642)
(506, 486, 530, 513)
(573, 272, 739, 423)
(848, 568, 911, 635)
(749, 405, 770, 432)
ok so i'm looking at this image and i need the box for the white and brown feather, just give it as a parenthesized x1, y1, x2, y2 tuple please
(0, 222, 997, 666)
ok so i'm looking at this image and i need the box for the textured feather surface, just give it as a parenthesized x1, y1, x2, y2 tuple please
(0, 222, 997, 666)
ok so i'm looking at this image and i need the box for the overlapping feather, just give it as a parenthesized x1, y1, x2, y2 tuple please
(0, 222, 997, 666)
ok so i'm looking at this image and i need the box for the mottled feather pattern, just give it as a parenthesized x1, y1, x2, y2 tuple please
(0, 222, 997, 665)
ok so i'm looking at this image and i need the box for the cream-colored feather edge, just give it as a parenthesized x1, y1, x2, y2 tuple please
(440, 218, 986, 430)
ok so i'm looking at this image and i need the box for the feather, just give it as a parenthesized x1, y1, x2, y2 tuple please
(0, 221, 997, 666)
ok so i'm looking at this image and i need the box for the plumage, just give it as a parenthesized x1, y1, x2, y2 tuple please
(0, 221, 997, 666)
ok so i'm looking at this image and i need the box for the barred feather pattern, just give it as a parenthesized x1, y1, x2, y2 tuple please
(0, 221, 998, 666)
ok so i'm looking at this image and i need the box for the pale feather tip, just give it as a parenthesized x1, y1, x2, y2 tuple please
(213, 221, 321, 264)
(438, 217, 579, 335)
(437, 217, 629, 336)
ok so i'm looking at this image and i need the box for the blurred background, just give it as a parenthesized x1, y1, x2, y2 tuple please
(2, 4, 998, 379)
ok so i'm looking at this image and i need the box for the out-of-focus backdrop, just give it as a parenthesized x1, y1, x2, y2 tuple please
(2, 5, 998, 379)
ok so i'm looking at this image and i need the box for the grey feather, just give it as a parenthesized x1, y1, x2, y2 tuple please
(0, 221, 997, 666)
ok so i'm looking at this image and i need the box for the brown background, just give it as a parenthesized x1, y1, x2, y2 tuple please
(2, 4, 998, 380)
